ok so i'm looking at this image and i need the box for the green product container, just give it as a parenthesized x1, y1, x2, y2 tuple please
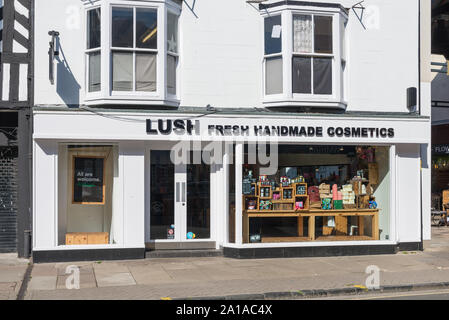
(333, 200, 343, 210)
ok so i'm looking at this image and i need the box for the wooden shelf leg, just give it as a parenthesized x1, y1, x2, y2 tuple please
(372, 214, 379, 240)
(243, 215, 249, 244)
(308, 216, 315, 241)
(298, 217, 304, 237)
(358, 216, 364, 236)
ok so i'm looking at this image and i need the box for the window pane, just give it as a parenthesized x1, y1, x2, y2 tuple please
(241, 145, 390, 243)
(87, 8, 101, 49)
(293, 15, 312, 53)
(167, 54, 177, 95)
(313, 57, 332, 94)
(150, 150, 175, 240)
(265, 57, 283, 95)
(187, 154, 210, 239)
(136, 8, 157, 49)
(292, 57, 311, 94)
(136, 53, 157, 92)
(112, 7, 133, 48)
(88, 52, 101, 92)
(264, 15, 282, 55)
(167, 12, 178, 53)
(112, 52, 133, 91)
(314, 16, 333, 54)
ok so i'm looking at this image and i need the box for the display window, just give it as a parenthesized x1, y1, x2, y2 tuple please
(241, 145, 390, 244)
(57, 145, 120, 246)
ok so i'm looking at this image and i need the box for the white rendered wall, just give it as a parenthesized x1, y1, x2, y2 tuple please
(396, 144, 422, 243)
(119, 142, 146, 247)
(34, 0, 423, 114)
(33, 141, 58, 249)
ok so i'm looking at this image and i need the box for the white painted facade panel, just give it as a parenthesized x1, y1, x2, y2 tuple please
(33, 0, 424, 114)
(396, 144, 422, 243)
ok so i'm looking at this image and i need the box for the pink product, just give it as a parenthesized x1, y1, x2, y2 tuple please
(273, 194, 280, 200)
(332, 184, 338, 200)
(295, 201, 304, 210)
(338, 191, 342, 201)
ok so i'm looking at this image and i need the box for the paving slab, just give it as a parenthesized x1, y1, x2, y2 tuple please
(32, 264, 58, 277)
(0, 253, 29, 300)
(56, 273, 97, 289)
(93, 262, 130, 273)
(127, 265, 175, 285)
(95, 272, 136, 287)
(28, 276, 57, 291)
(0, 266, 29, 282)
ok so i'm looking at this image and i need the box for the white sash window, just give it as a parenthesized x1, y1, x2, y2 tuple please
(262, 4, 348, 111)
(84, 0, 181, 107)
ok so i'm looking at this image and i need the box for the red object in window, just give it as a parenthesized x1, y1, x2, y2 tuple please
(308, 186, 320, 202)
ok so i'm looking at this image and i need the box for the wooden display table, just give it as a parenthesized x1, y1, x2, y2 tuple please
(66, 232, 109, 245)
(242, 209, 379, 243)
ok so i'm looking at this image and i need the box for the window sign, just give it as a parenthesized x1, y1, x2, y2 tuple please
(73, 156, 105, 204)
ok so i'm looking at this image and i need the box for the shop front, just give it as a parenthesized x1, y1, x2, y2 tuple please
(31, 109, 430, 262)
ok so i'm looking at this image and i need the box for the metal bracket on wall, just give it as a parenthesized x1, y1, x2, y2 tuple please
(431, 61, 449, 74)
(48, 31, 60, 85)
(182, 0, 198, 18)
(351, 0, 366, 30)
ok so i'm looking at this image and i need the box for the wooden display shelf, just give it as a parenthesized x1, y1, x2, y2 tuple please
(315, 235, 373, 241)
(243, 209, 380, 243)
(261, 237, 310, 243)
(66, 232, 109, 245)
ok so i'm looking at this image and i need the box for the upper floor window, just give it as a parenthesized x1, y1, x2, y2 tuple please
(292, 15, 333, 95)
(111, 7, 158, 92)
(84, 1, 180, 107)
(87, 7, 101, 93)
(262, 4, 347, 110)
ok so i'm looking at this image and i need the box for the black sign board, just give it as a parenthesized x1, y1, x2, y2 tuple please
(433, 144, 449, 155)
(73, 156, 105, 204)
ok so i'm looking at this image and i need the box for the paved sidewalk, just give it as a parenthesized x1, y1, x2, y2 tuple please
(0, 253, 30, 300)
(24, 227, 449, 300)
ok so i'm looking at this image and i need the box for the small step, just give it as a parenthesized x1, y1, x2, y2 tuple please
(145, 249, 223, 259)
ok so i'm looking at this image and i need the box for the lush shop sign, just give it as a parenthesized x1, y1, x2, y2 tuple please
(146, 119, 395, 139)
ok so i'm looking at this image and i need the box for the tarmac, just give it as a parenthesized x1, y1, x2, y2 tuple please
(4, 227, 449, 300)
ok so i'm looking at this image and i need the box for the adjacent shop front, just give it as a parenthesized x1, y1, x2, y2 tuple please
(32, 109, 430, 262)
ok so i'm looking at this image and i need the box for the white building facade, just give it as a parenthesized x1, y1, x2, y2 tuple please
(32, 0, 432, 262)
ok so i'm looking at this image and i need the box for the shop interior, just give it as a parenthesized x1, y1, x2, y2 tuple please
(57, 145, 119, 246)
(242, 145, 390, 243)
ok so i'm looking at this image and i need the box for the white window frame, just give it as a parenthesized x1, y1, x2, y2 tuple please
(166, 6, 180, 100)
(83, 0, 181, 107)
(85, 5, 102, 100)
(262, 5, 348, 110)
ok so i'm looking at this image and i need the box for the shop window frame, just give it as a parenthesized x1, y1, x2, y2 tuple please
(56, 143, 123, 248)
(226, 143, 396, 247)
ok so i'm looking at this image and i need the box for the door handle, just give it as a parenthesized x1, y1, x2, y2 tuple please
(176, 182, 186, 203)
(182, 182, 186, 202)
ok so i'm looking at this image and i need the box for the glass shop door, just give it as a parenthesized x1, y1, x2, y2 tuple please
(149, 149, 211, 242)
